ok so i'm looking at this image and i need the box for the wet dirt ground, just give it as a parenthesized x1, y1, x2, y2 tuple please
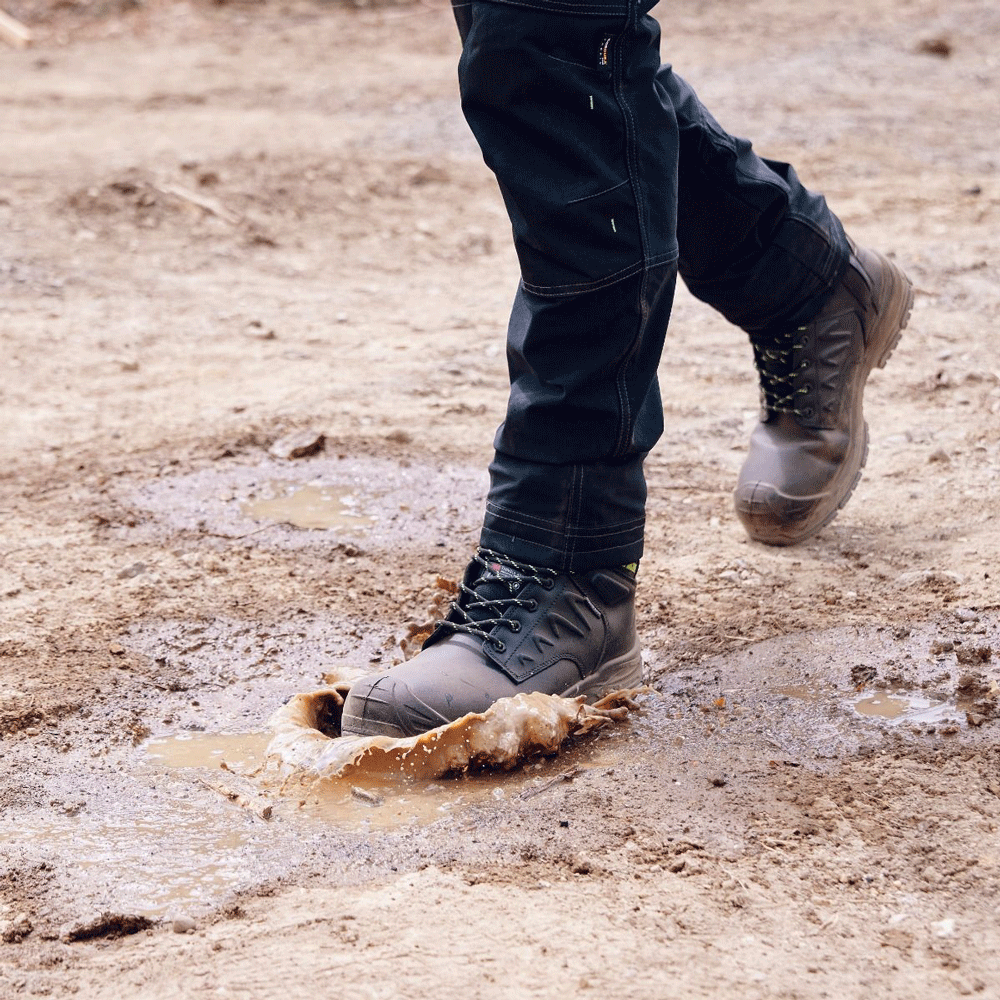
(2, 0, 1000, 996)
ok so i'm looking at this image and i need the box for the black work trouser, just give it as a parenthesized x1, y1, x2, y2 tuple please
(453, 0, 850, 571)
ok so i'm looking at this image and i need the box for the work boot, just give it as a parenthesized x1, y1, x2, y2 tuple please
(734, 242, 913, 546)
(340, 548, 642, 738)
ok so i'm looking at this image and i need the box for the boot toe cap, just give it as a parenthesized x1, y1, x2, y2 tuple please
(341, 671, 454, 739)
(734, 481, 825, 546)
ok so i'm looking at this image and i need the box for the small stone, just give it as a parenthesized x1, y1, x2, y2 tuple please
(956, 645, 991, 666)
(1, 912, 33, 943)
(109, 642, 125, 655)
(954, 608, 979, 623)
(269, 430, 326, 460)
(916, 36, 952, 58)
(117, 562, 147, 580)
(571, 854, 598, 875)
(60, 911, 153, 942)
(851, 664, 878, 687)
(928, 448, 951, 464)
(172, 916, 197, 934)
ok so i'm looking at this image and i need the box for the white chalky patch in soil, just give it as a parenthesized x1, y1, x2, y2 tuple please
(118, 454, 488, 551)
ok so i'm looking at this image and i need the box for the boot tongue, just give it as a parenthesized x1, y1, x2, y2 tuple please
(469, 558, 523, 612)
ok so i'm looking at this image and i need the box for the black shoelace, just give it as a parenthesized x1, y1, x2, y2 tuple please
(752, 325, 815, 419)
(441, 548, 557, 653)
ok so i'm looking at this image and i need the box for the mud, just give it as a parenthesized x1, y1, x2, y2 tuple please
(265, 687, 639, 781)
(3, 0, 1000, 998)
(242, 483, 374, 532)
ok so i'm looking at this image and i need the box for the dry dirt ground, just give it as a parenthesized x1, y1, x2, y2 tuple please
(2, 0, 1000, 996)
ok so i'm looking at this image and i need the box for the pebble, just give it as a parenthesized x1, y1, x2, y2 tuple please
(896, 569, 963, 588)
(0, 912, 33, 943)
(269, 430, 326, 460)
(954, 608, 979, 623)
(172, 916, 197, 934)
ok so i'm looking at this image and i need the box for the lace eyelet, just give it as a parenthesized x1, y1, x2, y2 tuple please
(542, 579, 554, 590)
(492, 639, 506, 653)
(801, 407, 815, 418)
(507, 620, 521, 633)
(524, 599, 538, 612)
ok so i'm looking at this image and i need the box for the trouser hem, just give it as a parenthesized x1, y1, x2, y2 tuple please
(481, 503, 645, 573)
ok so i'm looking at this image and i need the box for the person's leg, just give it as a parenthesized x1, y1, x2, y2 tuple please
(663, 70, 912, 544)
(341, 0, 676, 737)
(668, 70, 850, 331)
(456, 0, 678, 573)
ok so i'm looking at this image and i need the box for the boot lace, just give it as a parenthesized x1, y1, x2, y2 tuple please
(441, 548, 556, 653)
(753, 325, 815, 419)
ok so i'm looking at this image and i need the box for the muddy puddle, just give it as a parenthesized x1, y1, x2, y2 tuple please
(779, 685, 966, 726)
(143, 722, 628, 832)
(145, 731, 272, 770)
(679, 617, 999, 757)
(15, 805, 261, 918)
(243, 483, 374, 531)
(852, 691, 960, 724)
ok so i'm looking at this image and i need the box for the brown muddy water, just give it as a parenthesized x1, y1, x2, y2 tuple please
(145, 725, 626, 831)
(242, 483, 374, 532)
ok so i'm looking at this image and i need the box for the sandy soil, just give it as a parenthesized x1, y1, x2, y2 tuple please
(2, 0, 1000, 996)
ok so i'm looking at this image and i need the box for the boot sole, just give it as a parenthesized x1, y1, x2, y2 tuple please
(735, 253, 914, 546)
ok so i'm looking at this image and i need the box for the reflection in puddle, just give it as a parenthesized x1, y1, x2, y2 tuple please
(243, 483, 373, 531)
(777, 683, 968, 729)
(146, 732, 272, 770)
(777, 685, 824, 703)
(854, 691, 960, 725)
(19, 807, 255, 917)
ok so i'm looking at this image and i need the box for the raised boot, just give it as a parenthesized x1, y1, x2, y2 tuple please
(340, 548, 642, 738)
(734, 242, 913, 546)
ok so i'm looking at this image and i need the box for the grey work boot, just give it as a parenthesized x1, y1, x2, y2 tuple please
(734, 242, 913, 546)
(340, 548, 642, 738)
